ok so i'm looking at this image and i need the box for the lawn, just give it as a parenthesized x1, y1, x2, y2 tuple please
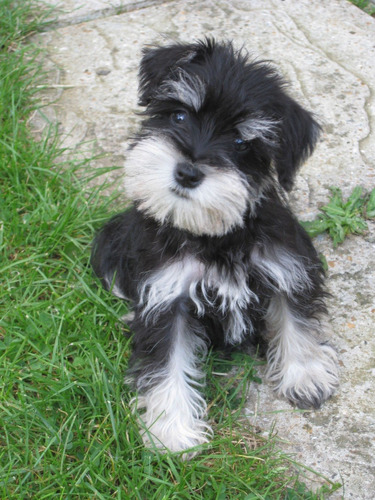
(0, 1, 341, 498)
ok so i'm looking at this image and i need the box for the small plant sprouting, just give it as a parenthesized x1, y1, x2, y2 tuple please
(301, 186, 375, 247)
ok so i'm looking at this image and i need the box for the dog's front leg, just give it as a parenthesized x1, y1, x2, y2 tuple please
(264, 293, 339, 409)
(127, 301, 211, 457)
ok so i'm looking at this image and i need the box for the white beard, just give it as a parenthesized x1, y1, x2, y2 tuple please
(124, 136, 258, 236)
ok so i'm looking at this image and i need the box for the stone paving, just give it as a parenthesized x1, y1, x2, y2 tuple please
(34, 1, 375, 497)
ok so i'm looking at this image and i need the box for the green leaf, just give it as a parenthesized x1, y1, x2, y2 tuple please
(300, 219, 330, 238)
(346, 185, 363, 212)
(365, 188, 375, 218)
(321, 204, 346, 217)
(318, 253, 328, 272)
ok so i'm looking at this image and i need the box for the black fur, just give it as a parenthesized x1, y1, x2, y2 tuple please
(92, 196, 326, 389)
(91, 39, 337, 453)
(138, 38, 320, 191)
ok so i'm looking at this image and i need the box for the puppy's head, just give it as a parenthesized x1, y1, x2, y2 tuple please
(124, 38, 320, 236)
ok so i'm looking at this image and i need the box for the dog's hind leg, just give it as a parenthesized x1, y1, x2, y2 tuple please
(127, 301, 211, 458)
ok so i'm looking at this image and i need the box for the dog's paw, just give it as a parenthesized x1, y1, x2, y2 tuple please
(140, 411, 212, 459)
(268, 343, 339, 409)
(133, 393, 212, 459)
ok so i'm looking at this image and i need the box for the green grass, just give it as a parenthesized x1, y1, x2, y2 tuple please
(0, 1, 342, 497)
(301, 186, 375, 247)
(349, 0, 375, 16)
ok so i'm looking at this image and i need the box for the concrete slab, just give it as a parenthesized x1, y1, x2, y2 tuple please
(34, 0, 375, 497)
(47, 0, 173, 27)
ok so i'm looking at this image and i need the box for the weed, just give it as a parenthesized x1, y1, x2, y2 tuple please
(301, 186, 375, 246)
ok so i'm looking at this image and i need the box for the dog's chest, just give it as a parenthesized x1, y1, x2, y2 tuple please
(139, 257, 256, 341)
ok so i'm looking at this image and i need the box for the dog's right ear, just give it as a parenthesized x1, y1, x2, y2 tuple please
(138, 43, 197, 106)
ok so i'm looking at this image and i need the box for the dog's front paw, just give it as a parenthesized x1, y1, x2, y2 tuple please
(138, 402, 212, 459)
(134, 393, 212, 459)
(267, 343, 339, 409)
(142, 420, 211, 460)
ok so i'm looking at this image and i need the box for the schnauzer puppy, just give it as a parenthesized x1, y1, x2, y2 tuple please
(92, 38, 339, 455)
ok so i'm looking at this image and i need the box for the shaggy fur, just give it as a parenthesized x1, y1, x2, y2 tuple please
(92, 38, 338, 456)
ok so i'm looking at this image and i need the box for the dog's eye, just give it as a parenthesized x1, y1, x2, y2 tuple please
(171, 111, 188, 124)
(234, 137, 249, 152)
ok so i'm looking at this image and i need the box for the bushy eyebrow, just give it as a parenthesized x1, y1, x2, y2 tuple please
(237, 116, 280, 145)
(156, 70, 206, 112)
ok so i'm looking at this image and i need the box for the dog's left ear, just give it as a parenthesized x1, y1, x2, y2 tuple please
(138, 43, 196, 106)
(274, 98, 321, 191)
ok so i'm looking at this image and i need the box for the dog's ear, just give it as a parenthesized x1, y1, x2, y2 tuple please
(274, 98, 321, 191)
(138, 43, 197, 106)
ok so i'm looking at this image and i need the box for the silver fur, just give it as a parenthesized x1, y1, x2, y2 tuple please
(237, 115, 280, 145)
(264, 295, 339, 407)
(133, 316, 211, 458)
(139, 257, 257, 343)
(157, 70, 206, 111)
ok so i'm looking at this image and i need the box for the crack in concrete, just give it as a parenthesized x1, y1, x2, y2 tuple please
(93, 24, 120, 71)
(43, 0, 175, 31)
(358, 84, 374, 160)
(283, 12, 374, 170)
(264, 10, 375, 179)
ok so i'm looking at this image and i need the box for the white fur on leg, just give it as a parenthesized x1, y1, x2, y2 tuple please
(135, 317, 211, 458)
(265, 295, 339, 408)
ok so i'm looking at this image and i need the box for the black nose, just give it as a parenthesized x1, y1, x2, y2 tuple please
(174, 162, 205, 189)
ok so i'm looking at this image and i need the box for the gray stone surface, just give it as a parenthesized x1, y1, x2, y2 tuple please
(47, 0, 173, 27)
(34, 0, 375, 497)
